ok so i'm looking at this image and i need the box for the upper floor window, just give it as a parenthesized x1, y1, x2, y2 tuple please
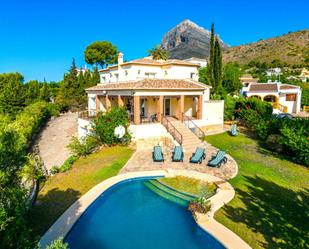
(145, 72, 156, 79)
(125, 70, 128, 76)
(102, 76, 106, 83)
(286, 94, 296, 101)
(190, 72, 195, 79)
(115, 73, 119, 81)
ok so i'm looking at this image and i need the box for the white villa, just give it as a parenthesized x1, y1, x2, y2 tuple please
(78, 53, 224, 140)
(241, 82, 302, 114)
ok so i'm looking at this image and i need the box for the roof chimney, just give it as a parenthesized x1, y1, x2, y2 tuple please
(118, 52, 124, 65)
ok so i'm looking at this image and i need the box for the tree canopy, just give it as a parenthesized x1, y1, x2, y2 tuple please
(84, 41, 118, 68)
(148, 45, 169, 60)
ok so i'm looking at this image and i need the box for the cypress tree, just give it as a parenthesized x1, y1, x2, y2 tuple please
(207, 23, 215, 87)
(206, 23, 223, 94)
(214, 37, 223, 92)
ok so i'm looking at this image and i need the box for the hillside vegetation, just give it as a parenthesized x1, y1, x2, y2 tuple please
(223, 29, 309, 65)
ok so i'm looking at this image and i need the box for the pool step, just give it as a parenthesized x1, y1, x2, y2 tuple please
(144, 179, 195, 206)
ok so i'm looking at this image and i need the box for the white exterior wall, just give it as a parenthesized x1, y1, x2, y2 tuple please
(279, 89, 301, 114)
(129, 123, 169, 140)
(100, 64, 199, 83)
(200, 100, 224, 126)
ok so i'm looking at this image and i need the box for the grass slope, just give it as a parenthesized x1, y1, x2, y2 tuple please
(30, 146, 133, 237)
(205, 133, 309, 249)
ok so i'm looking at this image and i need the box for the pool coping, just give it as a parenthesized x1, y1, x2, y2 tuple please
(39, 169, 251, 249)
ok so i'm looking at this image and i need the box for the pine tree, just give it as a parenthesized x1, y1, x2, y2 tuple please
(91, 66, 100, 87)
(0, 76, 25, 115)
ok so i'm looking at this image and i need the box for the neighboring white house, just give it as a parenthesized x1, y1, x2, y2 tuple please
(266, 68, 282, 77)
(299, 68, 309, 83)
(78, 53, 224, 139)
(184, 57, 207, 67)
(241, 82, 302, 114)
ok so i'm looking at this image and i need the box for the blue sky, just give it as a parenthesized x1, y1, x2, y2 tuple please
(0, 0, 308, 82)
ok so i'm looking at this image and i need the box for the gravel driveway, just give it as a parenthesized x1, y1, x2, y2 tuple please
(37, 112, 77, 173)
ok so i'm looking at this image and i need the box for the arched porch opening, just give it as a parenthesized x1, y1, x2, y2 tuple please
(249, 95, 262, 100)
(263, 95, 277, 103)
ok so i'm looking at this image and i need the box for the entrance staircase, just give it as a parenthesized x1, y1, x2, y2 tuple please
(161, 115, 205, 152)
(170, 120, 204, 152)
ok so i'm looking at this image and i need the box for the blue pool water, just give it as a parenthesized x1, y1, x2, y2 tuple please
(65, 178, 225, 249)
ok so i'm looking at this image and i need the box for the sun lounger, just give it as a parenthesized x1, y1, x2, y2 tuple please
(152, 146, 164, 162)
(230, 124, 238, 136)
(208, 150, 227, 167)
(189, 147, 206, 164)
(172, 146, 184, 162)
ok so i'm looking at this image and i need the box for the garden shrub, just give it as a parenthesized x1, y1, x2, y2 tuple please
(20, 154, 44, 182)
(50, 166, 60, 174)
(67, 135, 100, 157)
(188, 197, 211, 219)
(10, 101, 58, 143)
(92, 107, 131, 146)
(224, 95, 237, 121)
(59, 155, 78, 173)
(44, 237, 69, 249)
(277, 119, 309, 166)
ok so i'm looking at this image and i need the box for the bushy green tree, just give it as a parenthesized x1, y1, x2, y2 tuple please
(92, 107, 131, 146)
(56, 60, 100, 111)
(222, 63, 243, 94)
(84, 41, 118, 68)
(0, 74, 25, 115)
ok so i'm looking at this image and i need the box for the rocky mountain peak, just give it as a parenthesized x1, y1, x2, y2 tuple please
(161, 19, 227, 60)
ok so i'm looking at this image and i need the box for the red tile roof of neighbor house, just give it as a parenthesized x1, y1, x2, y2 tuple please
(248, 83, 278, 92)
(279, 84, 299, 90)
(86, 79, 209, 91)
(99, 58, 200, 72)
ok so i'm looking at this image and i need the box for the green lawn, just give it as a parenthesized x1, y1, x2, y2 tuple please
(205, 132, 309, 249)
(30, 146, 133, 237)
(159, 176, 217, 198)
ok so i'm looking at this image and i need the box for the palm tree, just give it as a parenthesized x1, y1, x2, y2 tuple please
(148, 45, 169, 60)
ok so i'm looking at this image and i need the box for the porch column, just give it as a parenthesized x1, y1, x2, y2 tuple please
(96, 95, 100, 112)
(157, 96, 164, 122)
(197, 95, 203, 119)
(133, 96, 140, 124)
(105, 95, 111, 110)
(118, 95, 124, 107)
(178, 95, 184, 120)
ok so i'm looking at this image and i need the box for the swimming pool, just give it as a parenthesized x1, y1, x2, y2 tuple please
(65, 177, 225, 249)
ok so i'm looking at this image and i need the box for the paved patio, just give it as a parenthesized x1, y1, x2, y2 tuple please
(120, 139, 238, 181)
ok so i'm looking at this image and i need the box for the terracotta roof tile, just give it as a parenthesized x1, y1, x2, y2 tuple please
(248, 83, 278, 92)
(280, 84, 299, 90)
(86, 79, 208, 91)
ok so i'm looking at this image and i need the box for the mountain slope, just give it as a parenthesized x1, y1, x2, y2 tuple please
(223, 29, 309, 65)
(161, 19, 228, 60)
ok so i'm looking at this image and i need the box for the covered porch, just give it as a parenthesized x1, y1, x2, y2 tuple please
(93, 93, 204, 125)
